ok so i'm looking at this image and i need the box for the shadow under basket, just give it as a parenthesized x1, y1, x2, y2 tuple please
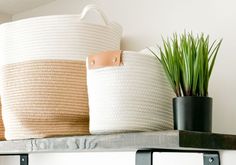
(173, 96, 212, 132)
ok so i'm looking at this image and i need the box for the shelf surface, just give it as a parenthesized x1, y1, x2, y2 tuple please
(0, 130, 236, 154)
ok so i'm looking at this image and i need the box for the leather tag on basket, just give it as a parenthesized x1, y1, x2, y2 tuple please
(88, 50, 122, 69)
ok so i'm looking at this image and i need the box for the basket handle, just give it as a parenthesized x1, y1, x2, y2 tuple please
(80, 4, 109, 26)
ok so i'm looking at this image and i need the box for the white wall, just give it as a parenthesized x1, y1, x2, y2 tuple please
(29, 152, 135, 165)
(8, 0, 236, 164)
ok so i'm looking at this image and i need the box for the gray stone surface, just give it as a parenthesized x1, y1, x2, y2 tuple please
(0, 139, 32, 154)
(0, 130, 235, 154)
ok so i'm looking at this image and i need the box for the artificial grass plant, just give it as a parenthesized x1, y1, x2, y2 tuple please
(149, 32, 222, 97)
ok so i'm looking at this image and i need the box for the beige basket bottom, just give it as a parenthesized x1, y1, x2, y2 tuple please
(2, 59, 89, 140)
(0, 101, 5, 140)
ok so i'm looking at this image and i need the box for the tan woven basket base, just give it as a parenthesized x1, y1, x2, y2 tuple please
(0, 101, 5, 140)
(2, 60, 89, 140)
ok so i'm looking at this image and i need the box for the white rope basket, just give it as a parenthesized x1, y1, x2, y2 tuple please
(0, 5, 122, 140)
(87, 51, 174, 134)
(0, 5, 122, 64)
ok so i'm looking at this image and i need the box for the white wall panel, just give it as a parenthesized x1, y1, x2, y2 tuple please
(29, 152, 135, 165)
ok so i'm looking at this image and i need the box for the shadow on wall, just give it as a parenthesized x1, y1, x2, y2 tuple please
(0, 13, 12, 23)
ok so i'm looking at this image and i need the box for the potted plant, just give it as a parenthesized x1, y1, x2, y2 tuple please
(149, 32, 222, 132)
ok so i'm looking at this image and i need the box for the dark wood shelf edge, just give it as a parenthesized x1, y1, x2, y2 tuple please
(179, 130, 236, 150)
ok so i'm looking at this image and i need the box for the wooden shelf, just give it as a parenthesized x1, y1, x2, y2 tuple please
(0, 130, 236, 154)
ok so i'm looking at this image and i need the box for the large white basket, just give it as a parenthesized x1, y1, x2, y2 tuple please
(0, 5, 122, 140)
(87, 51, 174, 134)
(0, 5, 122, 65)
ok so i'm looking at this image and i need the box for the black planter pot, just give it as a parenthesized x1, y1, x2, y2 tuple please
(173, 96, 212, 132)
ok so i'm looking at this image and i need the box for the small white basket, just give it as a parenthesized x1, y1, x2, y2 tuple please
(87, 51, 174, 134)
